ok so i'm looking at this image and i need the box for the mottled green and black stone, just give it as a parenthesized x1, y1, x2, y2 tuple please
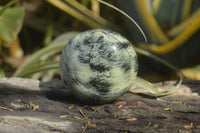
(59, 29, 138, 104)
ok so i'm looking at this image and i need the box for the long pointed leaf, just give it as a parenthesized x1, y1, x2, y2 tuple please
(135, 76, 182, 96)
(45, 0, 118, 30)
(168, 7, 200, 37)
(20, 61, 59, 77)
(133, 46, 183, 77)
(133, 0, 169, 44)
(13, 42, 66, 77)
(148, 9, 200, 54)
(0, 0, 19, 16)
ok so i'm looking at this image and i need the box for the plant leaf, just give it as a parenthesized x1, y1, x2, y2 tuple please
(13, 41, 66, 77)
(168, 7, 200, 37)
(147, 8, 200, 54)
(181, 64, 200, 80)
(135, 76, 182, 96)
(45, 0, 118, 30)
(0, 7, 24, 46)
(132, 0, 169, 44)
(13, 31, 79, 77)
(133, 46, 183, 77)
(20, 61, 59, 78)
(0, 0, 19, 16)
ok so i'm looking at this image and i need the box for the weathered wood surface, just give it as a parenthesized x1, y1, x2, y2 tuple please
(0, 78, 199, 133)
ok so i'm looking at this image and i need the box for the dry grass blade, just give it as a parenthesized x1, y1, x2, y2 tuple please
(0, 106, 14, 111)
(149, 9, 200, 54)
(45, 0, 118, 30)
(168, 7, 200, 37)
(133, 0, 169, 44)
(97, 0, 147, 43)
(13, 41, 66, 77)
(181, 0, 192, 20)
(152, 0, 162, 14)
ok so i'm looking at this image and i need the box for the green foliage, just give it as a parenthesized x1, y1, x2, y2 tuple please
(45, 0, 118, 30)
(0, 0, 24, 46)
(0, 0, 19, 16)
(1, 0, 200, 81)
(117, 0, 200, 80)
(0, 0, 24, 77)
(13, 32, 79, 80)
(13, 41, 66, 77)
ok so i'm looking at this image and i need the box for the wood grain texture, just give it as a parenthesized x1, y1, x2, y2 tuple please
(0, 78, 200, 133)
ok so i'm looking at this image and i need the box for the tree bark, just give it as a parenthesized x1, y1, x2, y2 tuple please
(0, 78, 199, 133)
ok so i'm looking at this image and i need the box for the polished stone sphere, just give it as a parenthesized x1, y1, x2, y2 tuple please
(59, 29, 138, 104)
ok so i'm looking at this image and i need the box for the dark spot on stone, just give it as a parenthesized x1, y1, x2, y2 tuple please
(96, 36, 104, 43)
(107, 56, 118, 62)
(90, 30, 96, 35)
(90, 44, 94, 49)
(133, 56, 138, 73)
(98, 43, 105, 50)
(106, 52, 112, 58)
(73, 43, 82, 51)
(89, 78, 111, 93)
(78, 55, 89, 64)
(134, 62, 138, 73)
(74, 44, 80, 49)
(101, 50, 116, 62)
(73, 78, 87, 89)
(89, 63, 110, 72)
(122, 62, 131, 73)
(72, 77, 79, 84)
(117, 42, 130, 49)
(84, 37, 93, 44)
(78, 53, 93, 64)
(68, 39, 73, 45)
(63, 80, 69, 86)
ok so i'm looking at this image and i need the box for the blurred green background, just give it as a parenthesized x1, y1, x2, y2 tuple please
(0, 0, 200, 81)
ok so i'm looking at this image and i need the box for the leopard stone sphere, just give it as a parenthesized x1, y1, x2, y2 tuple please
(59, 29, 138, 104)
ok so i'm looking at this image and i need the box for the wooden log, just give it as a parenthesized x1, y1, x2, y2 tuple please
(0, 78, 199, 133)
